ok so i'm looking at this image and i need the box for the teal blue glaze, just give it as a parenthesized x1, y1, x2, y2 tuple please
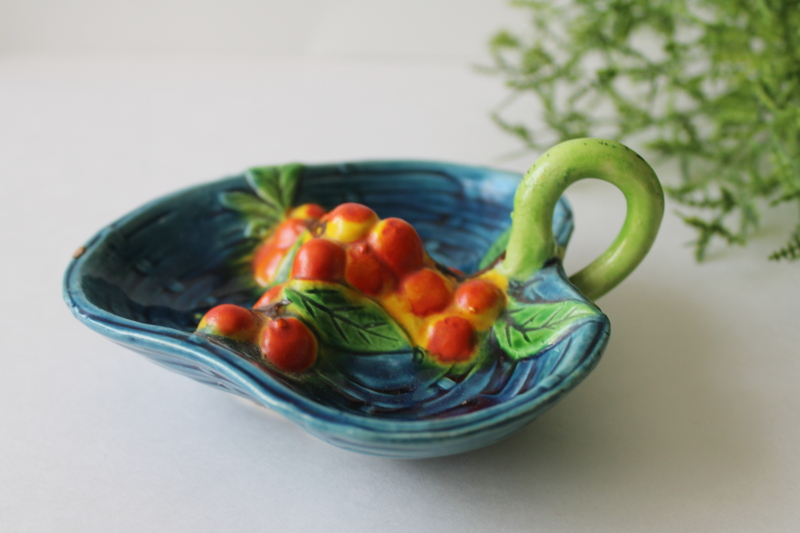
(64, 160, 612, 458)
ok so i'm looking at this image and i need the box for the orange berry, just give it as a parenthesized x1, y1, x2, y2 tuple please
(401, 268, 452, 317)
(426, 316, 475, 363)
(253, 245, 286, 286)
(325, 203, 377, 224)
(367, 218, 424, 277)
(260, 317, 318, 372)
(252, 219, 310, 285)
(253, 284, 285, 309)
(455, 279, 503, 315)
(345, 243, 395, 296)
(273, 218, 309, 249)
(197, 304, 261, 342)
(289, 203, 326, 220)
(323, 203, 379, 243)
(291, 238, 345, 281)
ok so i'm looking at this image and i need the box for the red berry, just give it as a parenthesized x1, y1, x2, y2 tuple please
(427, 316, 475, 363)
(291, 238, 346, 281)
(273, 218, 309, 249)
(252, 219, 309, 285)
(261, 317, 318, 372)
(455, 279, 503, 315)
(367, 218, 424, 277)
(197, 304, 261, 342)
(401, 268, 453, 317)
(253, 245, 286, 286)
(345, 243, 395, 296)
(253, 284, 285, 309)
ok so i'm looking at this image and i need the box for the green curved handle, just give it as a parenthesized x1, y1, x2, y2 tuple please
(496, 139, 664, 300)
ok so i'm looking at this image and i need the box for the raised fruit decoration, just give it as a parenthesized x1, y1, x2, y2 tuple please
(198, 196, 508, 368)
(260, 317, 317, 373)
(196, 140, 664, 390)
(196, 304, 262, 343)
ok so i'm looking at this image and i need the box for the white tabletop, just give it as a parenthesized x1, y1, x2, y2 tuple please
(1, 56, 799, 532)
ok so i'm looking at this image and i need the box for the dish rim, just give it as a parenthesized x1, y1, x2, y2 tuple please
(63, 159, 607, 451)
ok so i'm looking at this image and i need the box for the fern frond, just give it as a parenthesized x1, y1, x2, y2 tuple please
(484, 0, 800, 262)
(769, 228, 800, 261)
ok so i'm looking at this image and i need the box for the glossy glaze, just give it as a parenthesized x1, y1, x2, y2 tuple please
(64, 144, 659, 458)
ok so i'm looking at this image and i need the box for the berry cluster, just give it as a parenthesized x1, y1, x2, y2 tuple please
(196, 305, 317, 372)
(197, 202, 507, 373)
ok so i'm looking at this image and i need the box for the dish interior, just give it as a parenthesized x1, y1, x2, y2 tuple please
(69, 161, 604, 431)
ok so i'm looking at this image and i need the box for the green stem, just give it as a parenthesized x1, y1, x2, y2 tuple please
(497, 138, 664, 300)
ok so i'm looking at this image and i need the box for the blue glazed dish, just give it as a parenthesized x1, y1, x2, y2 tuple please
(64, 160, 611, 458)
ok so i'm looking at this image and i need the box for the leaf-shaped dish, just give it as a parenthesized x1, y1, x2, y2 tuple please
(64, 140, 662, 458)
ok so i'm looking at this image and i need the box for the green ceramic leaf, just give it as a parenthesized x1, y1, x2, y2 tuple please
(246, 167, 282, 209)
(278, 164, 302, 209)
(270, 233, 306, 286)
(243, 220, 272, 239)
(478, 227, 511, 270)
(494, 297, 600, 361)
(220, 164, 304, 242)
(219, 191, 281, 223)
(284, 280, 412, 354)
(246, 164, 302, 212)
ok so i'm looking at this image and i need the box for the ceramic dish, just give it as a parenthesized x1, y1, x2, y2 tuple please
(64, 140, 662, 458)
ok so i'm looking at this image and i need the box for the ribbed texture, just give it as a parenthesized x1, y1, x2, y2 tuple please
(64, 161, 609, 458)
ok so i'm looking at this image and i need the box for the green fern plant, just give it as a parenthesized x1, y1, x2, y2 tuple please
(483, 0, 800, 261)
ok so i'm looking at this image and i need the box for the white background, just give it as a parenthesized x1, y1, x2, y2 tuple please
(0, 0, 522, 60)
(1, 2, 799, 532)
